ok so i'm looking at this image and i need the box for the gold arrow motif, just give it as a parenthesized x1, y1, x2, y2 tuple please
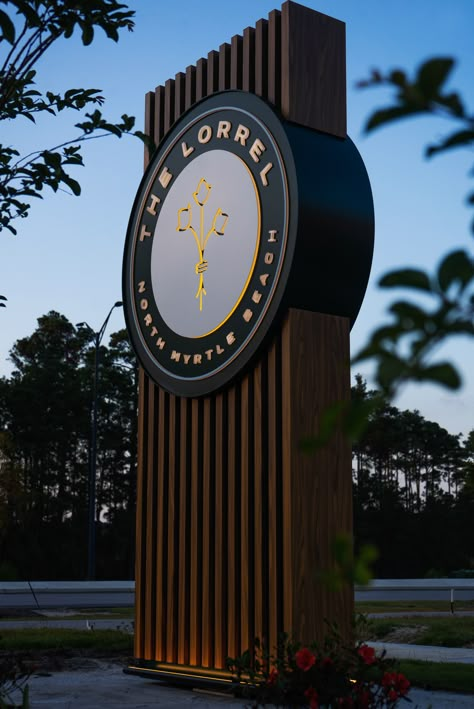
(176, 177, 229, 311)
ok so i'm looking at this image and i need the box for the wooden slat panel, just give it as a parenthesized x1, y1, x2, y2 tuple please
(267, 10, 282, 106)
(207, 50, 219, 95)
(177, 398, 189, 665)
(153, 387, 165, 660)
(218, 43, 231, 91)
(253, 363, 264, 643)
(143, 92, 155, 168)
(214, 392, 225, 667)
(240, 376, 250, 653)
(226, 387, 237, 659)
(281, 0, 346, 136)
(189, 398, 201, 666)
(230, 35, 242, 90)
(166, 394, 177, 662)
(266, 343, 279, 653)
(201, 398, 212, 667)
(195, 57, 207, 101)
(242, 27, 255, 93)
(174, 72, 186, 121)
(164, 78, 175, 133)
(184, 65, 196, 110)
(254, 19, 268, 99)
(153, 85, 165, 145)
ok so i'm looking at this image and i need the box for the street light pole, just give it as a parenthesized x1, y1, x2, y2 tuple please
(77, 300, 123, 580)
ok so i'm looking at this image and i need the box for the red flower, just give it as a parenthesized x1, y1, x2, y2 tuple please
(336, 697, 354, 707)
(322, 655, 334, 668)
(296, 647, 316, 671)
(382, 671, 410, 699)
(357, 644, 376, 665)
(304, 686, 319, 709)
(266, 668, 279, 686)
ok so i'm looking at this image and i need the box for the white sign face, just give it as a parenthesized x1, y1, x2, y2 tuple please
(123, 91, 296, 397)
(151, 150, 260, 339)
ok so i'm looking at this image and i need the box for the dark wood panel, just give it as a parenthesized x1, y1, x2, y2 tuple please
(282, 309, 352, 643)
(281, 0, 346, 136)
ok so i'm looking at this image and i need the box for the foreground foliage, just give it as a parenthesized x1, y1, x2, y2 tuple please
(0, 0, 151, 236)
(228, 630, 411, 708)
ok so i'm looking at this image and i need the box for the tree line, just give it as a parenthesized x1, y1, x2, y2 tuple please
(0, 314, 472, 580)
(0, 311, 137, 580)
(353, 375, 474, 578)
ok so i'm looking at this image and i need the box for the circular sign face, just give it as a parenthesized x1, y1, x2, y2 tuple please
(123, 91, 297, 397)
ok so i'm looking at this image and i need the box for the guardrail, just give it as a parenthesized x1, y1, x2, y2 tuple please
(1, 579, 473, 609)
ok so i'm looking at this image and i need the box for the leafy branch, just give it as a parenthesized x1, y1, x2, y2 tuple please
(354, 57, 474, 397)
(0, 1, 155, 235)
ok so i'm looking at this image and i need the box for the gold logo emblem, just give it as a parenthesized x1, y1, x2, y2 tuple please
(176, 177, 229, 311)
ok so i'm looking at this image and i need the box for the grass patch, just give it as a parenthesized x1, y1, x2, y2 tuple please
(363, 616, 474, 647)
(0, 628, 133, 653)
(398, 659, 474, 694)
(355, 600, 474, 614)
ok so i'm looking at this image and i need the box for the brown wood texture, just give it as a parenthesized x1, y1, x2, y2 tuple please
(134, 0, 351, 674)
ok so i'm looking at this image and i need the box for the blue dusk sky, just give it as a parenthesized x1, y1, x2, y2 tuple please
(1, 0, 473, 436)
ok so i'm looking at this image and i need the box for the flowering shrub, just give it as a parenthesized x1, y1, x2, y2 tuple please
(227, 628, 411, 708)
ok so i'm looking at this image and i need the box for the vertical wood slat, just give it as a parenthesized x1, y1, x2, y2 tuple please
(201, 398, 212, 667)
(214, 393, 225, 666)
(190, 399, 201, 666)
(177, 399, 188, 665)
(226, 387, 237, 660)
(253, 364, 263, 644)
(166, 395, 177, 662)
(240, 376, 250, 654)
(266, 345, 279, 654)
(154, 388, 166, 660)
(135, 0, 351, 676)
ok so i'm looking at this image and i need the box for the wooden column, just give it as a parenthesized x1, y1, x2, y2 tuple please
(132, 0, 352, 680)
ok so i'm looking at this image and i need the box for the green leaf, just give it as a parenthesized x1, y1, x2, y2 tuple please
(420, 362, 461, 389)
(0, 9, 16, 43)
(81, 23, 94, 46)
(426, 129, 474, 157)
(62, 176, 81, 196)
(379, 268, 432, 292)
(416, 57, 455, 99)
(437, 249, 474, 292)
(364, 105, 422, 133)
(389, 300, 429, 331)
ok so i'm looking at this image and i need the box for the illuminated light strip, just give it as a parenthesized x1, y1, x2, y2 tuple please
(127, 665, 233, 683)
